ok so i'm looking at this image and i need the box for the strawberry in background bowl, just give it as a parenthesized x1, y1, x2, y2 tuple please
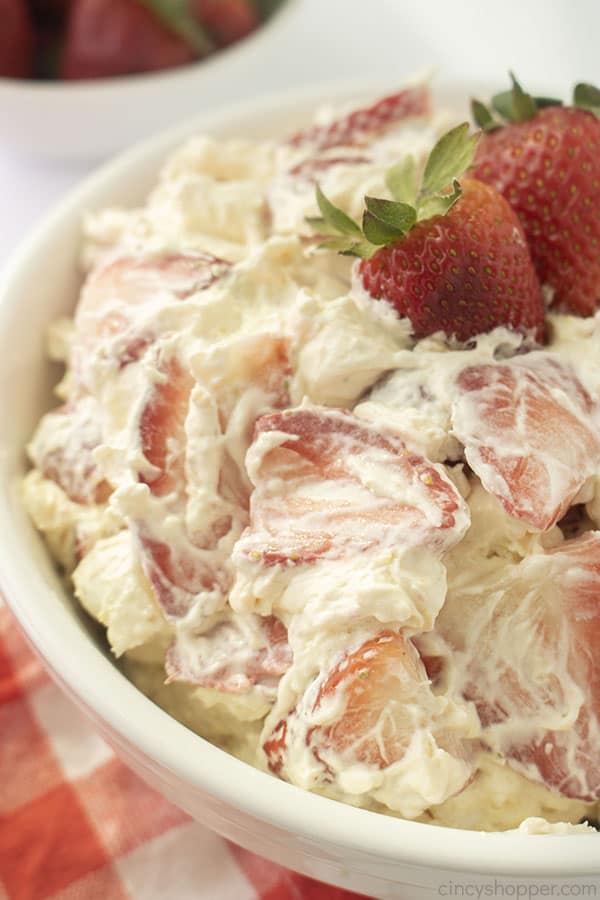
(1, 0, 272, 80)
(0, 0, 296, 160)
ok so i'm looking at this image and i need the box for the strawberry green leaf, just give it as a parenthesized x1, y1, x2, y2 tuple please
(533, 96, 562, 109)
(471, 99, 498, 131)
(385, 156, 418, 204)
(491, 89, 514, 120)
(362, 211, 405, 245)
(138, 0, 215, 55)
(317, 237, 359, 253)
(305, 216, 342, 236)
(509, 72, 537, 122)
(340, 241, 378, 259)
(574, 83, 600, 117)
(316, 185, 363, 238)
(364, 196, 416, 234)
(492, 74, 537, 123)
(315, 236, 377, 259)
(417, 180, 462, 220)
(421, 123, 479, 197)
(252, 0, 286, 20)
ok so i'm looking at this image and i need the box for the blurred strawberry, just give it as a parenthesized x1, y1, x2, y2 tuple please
(29, 0, 72, 22)
(0, 0, 34, 78)
(287, 85, 430, 152)
(191, 0, 258, 47)
(61, 0, 197, 79)
(472, 75, 600, 315)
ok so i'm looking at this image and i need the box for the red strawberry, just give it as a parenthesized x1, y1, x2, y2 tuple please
(61, 0, 197, 79)
(312, 123, 545, 344)
(452, 353, 600, 532)
(359, 178, 544, 342)
(30, 0, 72, 23)
(472, 78, 600, 316)
(191, 0, 258, 47)
(0, 0, 34, 78)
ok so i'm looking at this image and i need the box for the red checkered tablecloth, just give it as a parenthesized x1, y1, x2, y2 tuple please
(0, 600, 368, 900)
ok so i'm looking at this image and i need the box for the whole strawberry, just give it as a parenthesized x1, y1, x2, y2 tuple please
(191, 0, 258, 47)
(310, 124, 545, 343)
(0, 0, 34, 78)
(61, 0, 219, 80)
(472, 77, 600, 316)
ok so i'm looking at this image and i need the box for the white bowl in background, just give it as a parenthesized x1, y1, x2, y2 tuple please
(0, 0, 299, 162)
(0, 83, 598, 900)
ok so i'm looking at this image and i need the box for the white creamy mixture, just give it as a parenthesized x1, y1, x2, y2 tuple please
(23, 80, 600, 833)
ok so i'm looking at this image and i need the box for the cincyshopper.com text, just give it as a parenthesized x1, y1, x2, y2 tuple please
(438, 880, 598, 898)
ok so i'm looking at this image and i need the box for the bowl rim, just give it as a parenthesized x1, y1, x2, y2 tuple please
(1, 78, 599, 880)
(0, 0, 298, 94)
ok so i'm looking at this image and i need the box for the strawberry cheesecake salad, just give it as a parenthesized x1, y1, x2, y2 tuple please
(23, 76, 600, 833)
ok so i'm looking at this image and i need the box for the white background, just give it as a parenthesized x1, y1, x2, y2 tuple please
(1, 0, 599, 264)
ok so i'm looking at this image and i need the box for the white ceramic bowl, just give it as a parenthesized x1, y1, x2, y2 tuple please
(0, 0, 299, 162)
(0, 83, 599, 900)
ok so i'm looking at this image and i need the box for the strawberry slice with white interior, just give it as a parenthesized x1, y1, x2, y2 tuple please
(286, 85, 431, 152)
(263, 629, 475, 814)
(138, 355, 194, 498)
(131, 338, 292, 619)
(73, 252, 230, 381)
(27, 396, 111, 505)
(451, 353, 600, 532)
(235, 407, 468, 567)
(166, 612, 291, 698)
(438, 531, 600, 801)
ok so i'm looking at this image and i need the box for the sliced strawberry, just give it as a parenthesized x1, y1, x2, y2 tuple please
(191, 0, 258, 47)
(136, 529, 224, 618)
(443, 532, 600, 801)
(61, 0, 198, 79)
(133, 337, 290, 618)
(452, 354, 600, 532)
(313, 631, 436, 768)
(139, 355, 194, 498)
(74, 252, 230, 383)
(264, 630, 473, 790)
(0, 0, 34, 78)
(226, 334, 291, 413)
(28, 398, 111, 505)
(76, 253, 229, 342)
(235, 407, 467, 567)
(165, 613, 291, 696)
(288, 154, 371, 180)
(287, 85, 430, 152)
